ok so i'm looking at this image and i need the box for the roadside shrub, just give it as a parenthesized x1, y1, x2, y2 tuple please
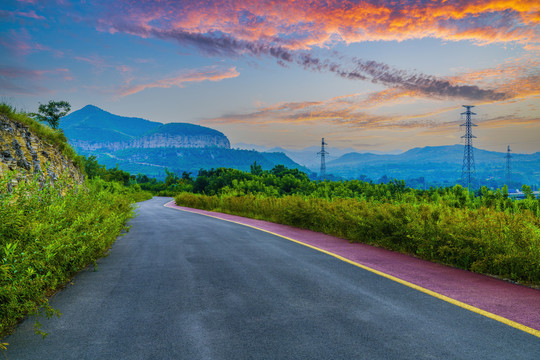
(0, 171, 135, 338)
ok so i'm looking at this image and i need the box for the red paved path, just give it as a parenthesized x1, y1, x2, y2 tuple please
(164, 201, 540, 334)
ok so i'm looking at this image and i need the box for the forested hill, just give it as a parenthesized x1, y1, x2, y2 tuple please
(91, 147, 310, 179)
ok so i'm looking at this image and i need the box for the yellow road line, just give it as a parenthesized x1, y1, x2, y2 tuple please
(164, 201, 540, 338)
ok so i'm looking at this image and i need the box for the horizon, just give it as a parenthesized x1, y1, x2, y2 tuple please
(1, 1, 539, 154)
(65, 104, 539, 155)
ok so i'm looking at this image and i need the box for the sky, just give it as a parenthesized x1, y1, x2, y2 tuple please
(1, 0, 539, 153)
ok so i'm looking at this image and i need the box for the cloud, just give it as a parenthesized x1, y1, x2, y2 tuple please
(201, 92, 456, 130)
(117, 66, 240, 97)
(0, 29, 63, 57)
(449, 57, 540, 101)
(96, 1, 522, 102)
(200, 59, 539, 130)
(0, 65, 70, 95)
(0, 9, 44, 20)
(99, 0, 540, 47)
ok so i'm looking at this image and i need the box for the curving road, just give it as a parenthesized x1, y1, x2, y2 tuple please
(4, 197, 540, 359)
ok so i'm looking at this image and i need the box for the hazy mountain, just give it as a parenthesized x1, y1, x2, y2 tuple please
(325, 145, 540, 187)
(234, 143, 363, 168)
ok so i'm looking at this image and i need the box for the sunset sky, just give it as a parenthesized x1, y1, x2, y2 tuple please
(1, 0, 539, 153)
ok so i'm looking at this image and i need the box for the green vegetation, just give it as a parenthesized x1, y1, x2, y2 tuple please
(89, 147, 309, 179)
(174, 166, 540, 286)
(29, 100, 71, 130)
(0, 104, 152, 342)
(0, 170, 137, 338)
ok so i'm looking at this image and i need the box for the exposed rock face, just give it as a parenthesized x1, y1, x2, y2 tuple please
(69, 133, 230, 151)
(69, 140, 129, 151)
(0, 114, 84, 184)
(68, 129, 231, 152)
(131, 133, 230, 149)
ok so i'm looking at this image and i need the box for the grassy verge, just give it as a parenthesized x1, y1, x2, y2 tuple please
(175, 193, 540, 286)
(0, 171, 137, 339)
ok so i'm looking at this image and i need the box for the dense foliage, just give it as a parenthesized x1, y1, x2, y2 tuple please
(174, 165, 540, 286)
(0, 104, 151, 342)
(87, 147, 309, 179)
(0, 170, 141, 338)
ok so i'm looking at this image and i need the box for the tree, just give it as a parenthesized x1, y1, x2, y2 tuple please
(250, 161, 263, 176)
(30, 100, 71, 129)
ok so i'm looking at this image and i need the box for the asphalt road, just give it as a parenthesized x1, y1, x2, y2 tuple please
(4, 197, 540, 359)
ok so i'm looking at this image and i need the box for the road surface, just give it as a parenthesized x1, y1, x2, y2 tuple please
(4, 197, 539, 359)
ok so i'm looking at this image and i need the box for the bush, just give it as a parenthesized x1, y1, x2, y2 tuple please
(0, 171, 136, 338)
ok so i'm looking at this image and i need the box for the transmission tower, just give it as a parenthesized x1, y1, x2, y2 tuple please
(505, 145, 512, 186)
(460, 105, 477, 189)
(317, 138, 329, 180)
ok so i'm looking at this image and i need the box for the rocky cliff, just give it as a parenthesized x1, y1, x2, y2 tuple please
(0, 114, 84, 185)
(69, 130, 230, 152)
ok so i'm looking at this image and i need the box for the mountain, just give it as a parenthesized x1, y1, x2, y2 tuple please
(234, 143, 362, 168)
(61, 106, 308, 179)
(61, 105, 229, 151)
(325, 145, 540, 187)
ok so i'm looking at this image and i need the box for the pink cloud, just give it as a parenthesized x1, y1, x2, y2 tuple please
(0, 66, 71, 95)
(118, 66, 240, 97)
(0, 29, 63, 57)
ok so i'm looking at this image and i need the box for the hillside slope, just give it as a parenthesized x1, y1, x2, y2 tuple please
(0, 109, 84, 185)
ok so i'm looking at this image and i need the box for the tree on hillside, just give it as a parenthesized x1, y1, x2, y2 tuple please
(30, 100, 71, 129)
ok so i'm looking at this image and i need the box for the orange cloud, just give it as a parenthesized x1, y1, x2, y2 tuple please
(102, 1, 540, 48)
(118, 66, 239, 97)
(202, 92, 452, 130)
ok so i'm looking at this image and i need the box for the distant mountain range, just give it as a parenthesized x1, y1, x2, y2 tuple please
(234, 143, 402, 169)
(323, 145, 539, 187)
(61, 106, 309, 178)
(236, 142, 539, 188)
(61, 106, 538, 186)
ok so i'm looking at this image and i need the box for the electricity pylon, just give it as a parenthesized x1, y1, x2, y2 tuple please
(505, 145, 512, 186)
(317, 138, 328, 180)
(461, 105, 477, 189)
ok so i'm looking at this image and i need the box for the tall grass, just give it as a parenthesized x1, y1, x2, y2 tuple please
(0, 170, 135, 338)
